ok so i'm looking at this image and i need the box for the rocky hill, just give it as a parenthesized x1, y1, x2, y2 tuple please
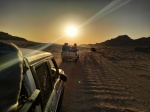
(0, 31, 62, 51)
(0, 31, 40, 47)
(96, 35, 150, 46)
(134, 37, 150, 46)
(0, 32, 27, 41)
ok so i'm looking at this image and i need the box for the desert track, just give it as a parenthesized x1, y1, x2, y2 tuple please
(58, 50, 150, 112)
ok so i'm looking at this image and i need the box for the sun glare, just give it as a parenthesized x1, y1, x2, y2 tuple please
(65, 26, 78, 37)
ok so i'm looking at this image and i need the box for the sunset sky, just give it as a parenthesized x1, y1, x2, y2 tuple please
(0, 0, 150, 45)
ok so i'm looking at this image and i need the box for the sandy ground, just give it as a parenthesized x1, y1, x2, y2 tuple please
(53, 47, 150, 112)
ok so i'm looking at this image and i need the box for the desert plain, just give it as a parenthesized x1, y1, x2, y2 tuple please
(52, 46, 150, 112)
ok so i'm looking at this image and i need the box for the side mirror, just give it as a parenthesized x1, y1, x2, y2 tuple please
(60, 74, 67, 82)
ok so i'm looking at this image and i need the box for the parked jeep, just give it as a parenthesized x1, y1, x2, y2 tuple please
(0, 42, 67, 112)
(91, 47, 96, 52)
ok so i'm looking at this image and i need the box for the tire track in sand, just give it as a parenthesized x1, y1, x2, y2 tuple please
(59, 52, 149, 112)
(80, 52, 149, 112)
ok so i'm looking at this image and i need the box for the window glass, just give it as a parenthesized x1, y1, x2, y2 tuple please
(35, 62, 52, 109)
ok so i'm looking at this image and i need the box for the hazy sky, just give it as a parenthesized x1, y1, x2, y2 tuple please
(0, 0, 150, 45)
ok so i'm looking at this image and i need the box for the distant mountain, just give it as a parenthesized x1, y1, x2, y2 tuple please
(0, 31, 62, 50)
(1, 31, 150, 47)
(0, 32, 27, 41)
(134, 37, 150, 46)
(96, 35, 150, 46)
(0, 31, 39, 47)
(79, 44, 91, 48)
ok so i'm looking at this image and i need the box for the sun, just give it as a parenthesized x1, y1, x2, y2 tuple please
(65, 25, 78, 37)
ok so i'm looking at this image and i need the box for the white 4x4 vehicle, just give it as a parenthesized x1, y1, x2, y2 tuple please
(0, 42, 67, 112)
(61, 51, 79, 62)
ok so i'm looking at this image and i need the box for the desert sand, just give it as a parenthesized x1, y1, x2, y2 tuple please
(53, 46, 150, 112)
